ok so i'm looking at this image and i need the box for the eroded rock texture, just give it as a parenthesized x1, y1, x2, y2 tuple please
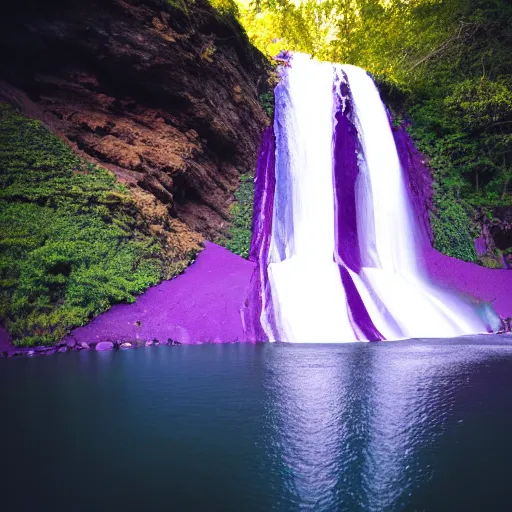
(0, 0, 269, 241)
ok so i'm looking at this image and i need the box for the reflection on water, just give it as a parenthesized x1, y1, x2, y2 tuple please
(265, 345, 358, 508)
(2, 337, 512, 511)
(262, 340, 512, 511)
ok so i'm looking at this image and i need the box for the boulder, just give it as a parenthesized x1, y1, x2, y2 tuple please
(95, 341, 114, 351)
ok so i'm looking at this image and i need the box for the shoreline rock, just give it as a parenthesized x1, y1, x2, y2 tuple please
(95, 342, 114, 352)
(0, 336, 186, 359)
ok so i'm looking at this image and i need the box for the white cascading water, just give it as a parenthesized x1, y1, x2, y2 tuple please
(260, 53, 487, 342)
(344, 64, 485, 339)
(267, 56, 355, 343)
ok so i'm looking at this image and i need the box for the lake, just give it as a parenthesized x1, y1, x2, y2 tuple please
(2, 337, 512, 511)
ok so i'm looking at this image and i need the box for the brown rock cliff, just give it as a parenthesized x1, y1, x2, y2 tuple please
(0, 0, 269, 241)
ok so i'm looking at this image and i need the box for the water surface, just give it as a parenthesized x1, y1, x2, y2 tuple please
(2, 337, 512, 511)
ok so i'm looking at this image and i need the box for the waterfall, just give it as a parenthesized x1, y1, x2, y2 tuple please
(248, 53, 489, 342)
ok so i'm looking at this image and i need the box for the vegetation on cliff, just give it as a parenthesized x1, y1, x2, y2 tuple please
(0, 104, 199, 346)
(233, 0, 512, 264)
(218, 174, 254, 258)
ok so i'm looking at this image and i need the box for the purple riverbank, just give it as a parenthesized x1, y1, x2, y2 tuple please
(0, 327, 13, 354)
(1, 242, 255, 357)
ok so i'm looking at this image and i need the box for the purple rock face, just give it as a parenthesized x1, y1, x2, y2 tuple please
(0, 327, 12, 354)
(423, 247, 512, 319)
(392, 123, 433, 251)
(474, 236, 488, 257)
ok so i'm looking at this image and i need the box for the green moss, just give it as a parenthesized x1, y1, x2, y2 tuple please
(217, 174, 254, 259)
(0, 104, 191, 346)
(259, 92, 274, 118)
(429, 195, 478, 262)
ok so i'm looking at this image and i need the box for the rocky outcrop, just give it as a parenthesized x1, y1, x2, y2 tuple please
(0, 0, 269, 240)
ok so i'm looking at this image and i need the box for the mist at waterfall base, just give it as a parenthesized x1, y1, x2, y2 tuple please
(246, 53, 498, 343)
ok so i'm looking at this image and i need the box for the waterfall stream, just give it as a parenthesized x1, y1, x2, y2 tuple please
(249, 53, 489, 342)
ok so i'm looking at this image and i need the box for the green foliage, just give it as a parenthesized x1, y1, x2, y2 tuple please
(0, 104, 189, 346)
(445, 78, 512, 132)
(209, 0, 240, 17)
(429, 194, 478, 262)
(166, 0, 239, 18)
(218, 174, 254, 258)
(259, 91, 274, 117)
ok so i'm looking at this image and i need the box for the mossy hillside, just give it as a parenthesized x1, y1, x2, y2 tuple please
(0, 104, 195, 346)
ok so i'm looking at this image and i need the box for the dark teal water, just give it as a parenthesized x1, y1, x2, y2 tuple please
(2, 337, 512, 511)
